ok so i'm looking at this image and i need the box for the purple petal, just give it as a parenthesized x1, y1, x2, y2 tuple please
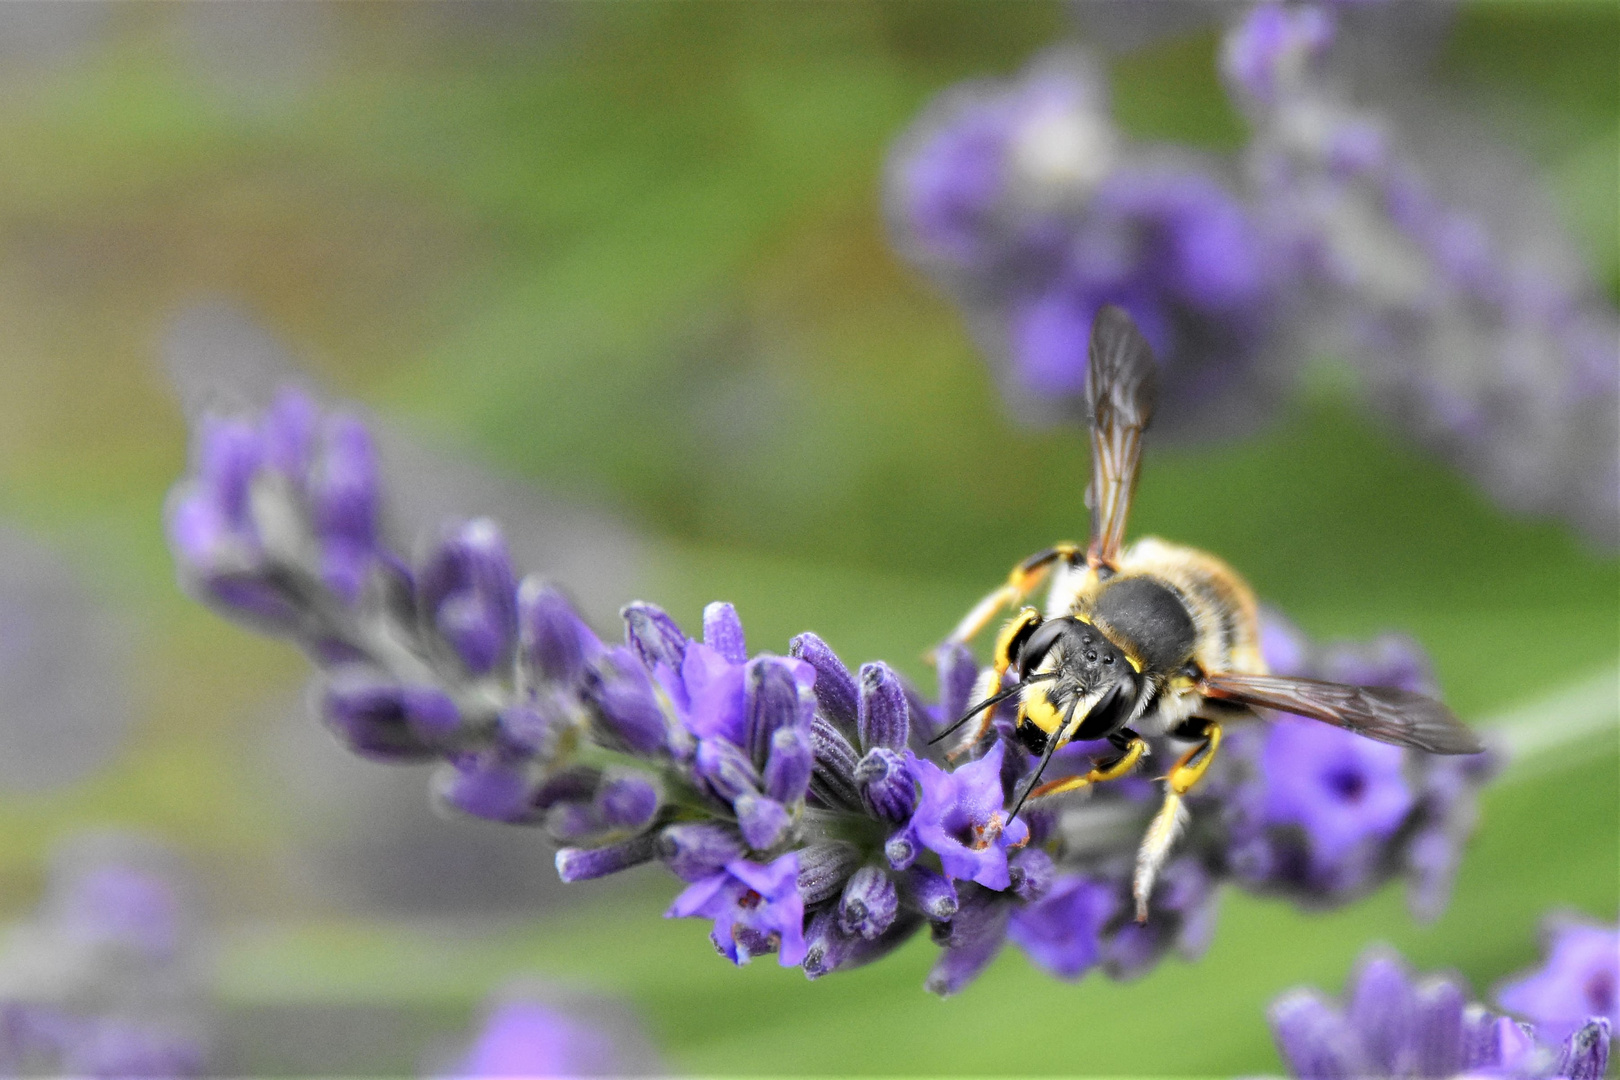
(658, 823, 745, 884)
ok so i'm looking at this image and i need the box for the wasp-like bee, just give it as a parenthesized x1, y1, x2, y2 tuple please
(934, 306, 1483, 920)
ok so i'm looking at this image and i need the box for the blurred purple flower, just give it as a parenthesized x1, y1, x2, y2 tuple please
(1006, 873, 1115, 979)
(1271, 946, 1610, 1080)
(1497, 916, 1620, 1046)
(887, 49, 1288, 435)
(0, 837, 208, 1078)
(1261, 719, 1413, 876)
(445, 1001, 616, 1078)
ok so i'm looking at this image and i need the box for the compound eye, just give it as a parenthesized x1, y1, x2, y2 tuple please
(1018, 618, 1072, 678)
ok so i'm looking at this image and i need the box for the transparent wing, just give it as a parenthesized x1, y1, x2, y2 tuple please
(1085, 305, 1158, 569)
(1202, 672, 1484, 755)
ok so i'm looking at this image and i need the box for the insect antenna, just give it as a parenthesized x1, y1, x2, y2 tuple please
(926, 671, 1057, 746)
(1006, 694, 1082, 822)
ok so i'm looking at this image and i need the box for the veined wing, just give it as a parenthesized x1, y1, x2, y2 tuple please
(1085, 305, 1158, 569)
(1202, 672, 1484, 755)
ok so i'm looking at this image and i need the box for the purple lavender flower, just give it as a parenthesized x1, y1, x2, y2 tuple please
(1261, 718, 1413, 880)
(666, 854, 807, 967)
(1214, 611, 1498, 913)
(887, 49, 1288, 434)
(1271, 946, 1611, 1080)
(1497, 916, 1620, 1046)
(906, 742, 1030, 891)
(1224, 0, 1620, 543)
(166, 386, 385, 633)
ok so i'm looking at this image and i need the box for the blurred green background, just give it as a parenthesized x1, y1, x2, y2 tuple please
(0, 2, 1614, 1075)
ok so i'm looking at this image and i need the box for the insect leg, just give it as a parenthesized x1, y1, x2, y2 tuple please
(1132, 718, 1222, 921)
(939, 544, 1081, 650)
(1025, 728, 1149, 801)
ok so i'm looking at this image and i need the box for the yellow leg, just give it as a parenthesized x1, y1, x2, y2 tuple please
(1026, 736, 1148, 800)
(1134, 720, 1222, 921)
(1168, 720, 1222, 794)
(940, 544, 1080, 649)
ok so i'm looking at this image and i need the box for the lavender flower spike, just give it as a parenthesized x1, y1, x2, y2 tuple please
(1270, 943, 1612, 1080)
(166, 385, 1501, 996)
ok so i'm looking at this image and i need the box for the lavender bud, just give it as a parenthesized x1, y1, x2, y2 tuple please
(745, 657, 812, 768)
(885, 827, 918, 871)
(596, 772, 661, 832)
(694, 738, 761, 802)
(808, 714, 862, 811)
(763, 726, 813, 805)
(261, 386, 317, 476)
(581, 648, 669, 755)
(555, 835, 659, 882)
(658, 823, 745, 882)
(857, 662, 909, 751)
(735, 793, 792, 851)
(306, 413, 379, 603)
(622, 602, 687, 671)
(702, 601, 748, 664)
(904, 865, 959, 922)
(803, 907, 923, 980)
(796, 842, 862, 905)
(435, 755, 534, 823)
(838, 866, 899, 940)
(518, 578, 600, 686)
(1269, 991, 1370, 1080)
(320, 670, 459, 762)
(1560, 1019, 1610, 1080)
(790, 632, 859, 737)
(1410, 978, 1467, 1079)
(855, 747, 917, 824)
(419, 519, 518, 675)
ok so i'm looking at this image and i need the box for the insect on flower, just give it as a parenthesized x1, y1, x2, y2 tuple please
(933, 305, 1484, 922)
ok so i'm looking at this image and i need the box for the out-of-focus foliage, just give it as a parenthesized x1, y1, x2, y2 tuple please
(0, 2, 1612, 1075)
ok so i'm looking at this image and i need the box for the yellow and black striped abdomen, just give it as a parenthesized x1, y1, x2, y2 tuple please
(1088, 536, 1265, 677)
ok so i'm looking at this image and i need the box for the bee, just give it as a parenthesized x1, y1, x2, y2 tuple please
(933, 305, 1483, 920)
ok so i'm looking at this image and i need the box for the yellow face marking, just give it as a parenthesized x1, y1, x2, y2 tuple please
(1020, 691, 1065, 737)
